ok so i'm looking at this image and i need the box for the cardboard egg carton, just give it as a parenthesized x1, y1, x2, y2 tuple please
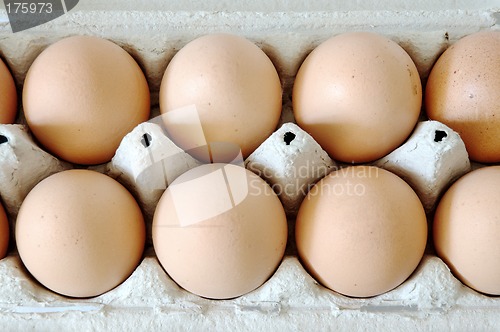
(0, 1, 499, 330)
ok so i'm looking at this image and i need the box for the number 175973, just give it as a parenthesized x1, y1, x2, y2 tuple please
(6, 2, 53, 14)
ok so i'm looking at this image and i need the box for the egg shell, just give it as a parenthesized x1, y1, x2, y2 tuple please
(0, 202, 9, 259)
(0, 57, 17, 124)
(293, 32, 422, 163)
(296, 165, 427, 297)
(22, 35, 151, 165)
(425, 30, 500, 163)
(433, 166, 500, 295)
(159, 33, 282, 159)
(153, 163, 287, 300)
(15, 169, 145, 298)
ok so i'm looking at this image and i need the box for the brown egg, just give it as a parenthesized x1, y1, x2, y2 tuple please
(296, 166, 427, 297)
(16, 170, 145, 298)
(434, 166, 500, 295)
(159, 33, 282, 160)
(153, 163, 287, 299)
(293, 32, 422, 163)
(425, 30, 500, 163)
(0, 201, 9, 259)
(23, 35, 150, 165)
(0, 57, 17, 124)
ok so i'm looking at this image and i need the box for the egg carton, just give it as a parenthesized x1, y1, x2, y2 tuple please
(1, 2, 500, 331)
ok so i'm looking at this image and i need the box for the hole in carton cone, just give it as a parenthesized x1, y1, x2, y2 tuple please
(0, 135, 8, 144)
(141, 133, 152, 148)
(284, 132, 296, 145)
(434, 130, 447, 142)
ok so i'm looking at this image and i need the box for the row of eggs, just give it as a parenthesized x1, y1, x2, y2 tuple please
(1, 30, 499, 165)
(0, 30, 498, 300)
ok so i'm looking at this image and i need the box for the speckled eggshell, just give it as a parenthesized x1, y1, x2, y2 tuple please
(296, 166, 427, 298)
(16, 170, 145, 298)
(425, 31, 500, 163)
(293, 32, 422, 163)
(434, 166, 500, 295)
(159, 33, 282, 159)
(23, 35, 151, 165)
(153, 163, 287, 300)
